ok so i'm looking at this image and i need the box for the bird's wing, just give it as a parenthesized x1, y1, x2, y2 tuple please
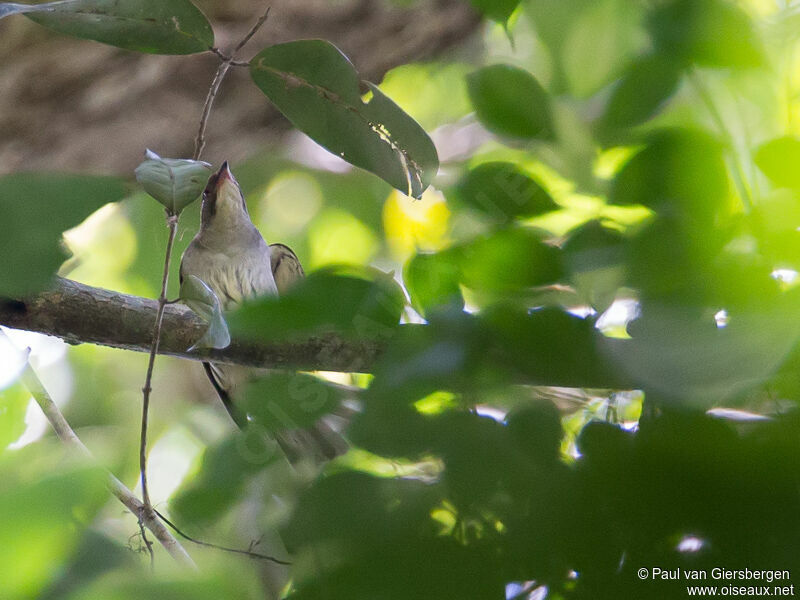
(269, 243, 305, 295)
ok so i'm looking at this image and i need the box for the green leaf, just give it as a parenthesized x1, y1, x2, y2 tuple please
(601, 55, 682, 131)
(466, 64, 552, 140)
(754, 136, 800, 191)
(12, 0, 214, 55)
(242, 372, 346, 434)
(404, 251, 464, 317)
(456, 227, 563, 294)
(467, 0, 520, 23)
(180, 275, 230, 351)
(171, 433, 280, 525)
(648, 0, 763, 69)
(0, 454, 106, 599)
(250, 40, 438, 198)
(134, 150, 212, 215)
(228, 267, 405, 341)
(455, 161, 557, 221)
(0, 173, 128, 295)
(562, 0, 644, 98)
(602, 293, 800, 404)
(609, 128, 729, 222)
(562, 220, 626, 312)
(0, 382, 29, 451)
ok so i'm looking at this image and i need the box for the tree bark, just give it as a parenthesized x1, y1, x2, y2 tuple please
(0, 0, 481, 175)
(0, 277, 384, 372)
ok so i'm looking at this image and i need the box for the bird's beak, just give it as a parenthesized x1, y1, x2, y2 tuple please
(215, 161, 233, 189)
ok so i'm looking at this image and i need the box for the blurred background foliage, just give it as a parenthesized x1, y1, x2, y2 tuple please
(4, 0, 800, 598)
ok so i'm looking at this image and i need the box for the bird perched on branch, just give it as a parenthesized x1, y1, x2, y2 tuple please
(179, 162, 343, 460)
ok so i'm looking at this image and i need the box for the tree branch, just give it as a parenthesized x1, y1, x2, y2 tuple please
(0, 277, 385, 372)
(12, 346, 197, 569)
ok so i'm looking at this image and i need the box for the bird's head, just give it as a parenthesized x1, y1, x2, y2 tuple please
(200, 161, 250, 229)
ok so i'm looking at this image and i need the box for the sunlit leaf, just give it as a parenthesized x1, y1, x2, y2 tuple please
(455, 161, 557, 222)
(754, 136, 800, 191)
(0, 382, 28, 451)
(134, 150, 212, 215)
(466, 64, 552, 140)
(0, 173, 128, 295)
(250, 40, 438, 198)
(14, 0, 214, 54)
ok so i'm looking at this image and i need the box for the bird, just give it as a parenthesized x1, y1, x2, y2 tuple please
(179, 161, 346, 461)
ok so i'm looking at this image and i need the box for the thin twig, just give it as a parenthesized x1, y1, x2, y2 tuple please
(194, 5, 271, 161)
(234, 6, 271, 54)
(153, 509, 291, 565)
(139, 214, 179, 515)
(138, 519, 155, 570)
(136, 4, 274, 568)
(5, 337, 197, 569)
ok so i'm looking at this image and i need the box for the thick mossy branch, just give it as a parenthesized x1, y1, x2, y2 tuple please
(0, 277, 384, 372)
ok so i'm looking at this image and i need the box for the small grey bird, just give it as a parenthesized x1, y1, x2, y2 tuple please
(180, 161, 304, 427)
(180, 162, 345, 461)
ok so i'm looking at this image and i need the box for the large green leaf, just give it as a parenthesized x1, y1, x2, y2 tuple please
(242, 372, 346, 434)
(601, 55, 682, 131)
(455, 161, 557, 222)
(228, 267, 406, 341)
(609, 128, 729, 221)
(250, 40, 438, 198)
(466, 64, 552, 140)
(404, 251, 464, 317)
(0, 173, 128, 295)
(8, 0, 214, 54)
(754, 136, 800, 191)
(0, 452, 106, 599)
(648, 0, 763, 69)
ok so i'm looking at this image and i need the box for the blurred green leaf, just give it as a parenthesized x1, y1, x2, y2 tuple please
(467, 0, 520, 23)
(180, 274, 230, 350)
(228, 267, 405, 341)
(563, 220, 627, 312)
(0, 382, 28, 451)
(455, 162, 557, 222)
(242, 372, 346, 434)
(648, 0, 763, 69)
(0, 172, 128, 295)
(0, 454, 106, 600)
(404, 251, 464, 317)
(562, 0, 644, 97)
(134, 150, 211, 215)
(601, 55, 682, 131)
(456, 227, 563, 294)
(603, 292, 800, 404)
(250, 40, 438, 198)
(64, 569, 263, 600)
(171, 433, 279, 525)
(18, 0, 214, 54)
(466, 64, 552, 140)
(755, 136, 800, 191)
(609, 128, 729, 221)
